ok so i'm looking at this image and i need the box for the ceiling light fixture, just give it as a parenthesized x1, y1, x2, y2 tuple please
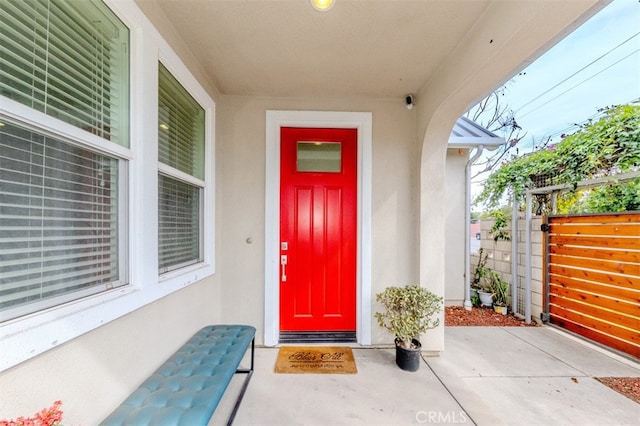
(311, 0, 334, 12)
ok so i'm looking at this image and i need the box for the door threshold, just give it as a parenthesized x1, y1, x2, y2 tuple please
(279, 331, 356, 343)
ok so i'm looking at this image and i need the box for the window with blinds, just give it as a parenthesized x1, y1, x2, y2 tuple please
(0, 0, 128, 321)
(158, 175, 201, 271)
(158, 63, 204, 273)
(0, 119, 123, 321)
(0, 0, 129, 147)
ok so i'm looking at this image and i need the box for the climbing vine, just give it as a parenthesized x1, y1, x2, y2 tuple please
(475, 104, 640, 211)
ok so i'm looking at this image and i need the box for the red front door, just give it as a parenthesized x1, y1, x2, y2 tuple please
(279, 127, 357, 334)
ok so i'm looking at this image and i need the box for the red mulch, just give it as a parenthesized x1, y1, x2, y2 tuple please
(595, 377, 640, 405)
(445, 306, 639, 405)
(445, 305, 537, 327)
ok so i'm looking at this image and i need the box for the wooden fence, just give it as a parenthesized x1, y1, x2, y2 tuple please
(544, 212, 640, 358)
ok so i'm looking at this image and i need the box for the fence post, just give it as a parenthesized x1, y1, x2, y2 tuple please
(524, 191, 532, 324)
(511, 191, 518, 315)
(540, 214, 550, 323)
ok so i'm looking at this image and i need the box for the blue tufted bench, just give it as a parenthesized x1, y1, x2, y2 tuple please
(101, 325, 256, 426)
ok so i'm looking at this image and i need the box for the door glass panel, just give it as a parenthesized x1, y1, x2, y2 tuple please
(297, 142, 341, 172)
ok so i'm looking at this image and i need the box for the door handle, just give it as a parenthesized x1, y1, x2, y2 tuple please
(281, 255, 287, 282)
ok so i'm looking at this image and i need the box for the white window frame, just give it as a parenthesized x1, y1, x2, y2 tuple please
(263, 110, 372, 347)
(155, 52, 215, 287)
(0, 0, 216, 372)
(157, 61, 207, 276)
(0, 110, 130, 323)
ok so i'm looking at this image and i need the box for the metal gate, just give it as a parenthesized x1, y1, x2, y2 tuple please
(543, 212, 640, 358)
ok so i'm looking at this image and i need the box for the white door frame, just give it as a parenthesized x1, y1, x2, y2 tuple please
(264, 110, 372, 346)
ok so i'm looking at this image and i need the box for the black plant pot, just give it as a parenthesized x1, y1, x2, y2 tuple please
(395, 338, 422, 372)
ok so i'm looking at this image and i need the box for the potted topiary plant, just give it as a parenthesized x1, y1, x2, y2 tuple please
(375, 285, 443, 372)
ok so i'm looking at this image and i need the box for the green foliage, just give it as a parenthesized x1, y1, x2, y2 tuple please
(487, 271, 509, 306)
(471, 248, 509, 306)
(559, 179, 640, 214)
(475, 104, 640, 211)
(471, 248, 489, 290)
(470, 292, 480, 307)
(375, 285, 443, 349)
(489, 209, 511, 241)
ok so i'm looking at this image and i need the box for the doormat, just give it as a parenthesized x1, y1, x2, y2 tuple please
(274, 346, 357, 374)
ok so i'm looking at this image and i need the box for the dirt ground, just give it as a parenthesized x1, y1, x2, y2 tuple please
(445, 306, 640, 405)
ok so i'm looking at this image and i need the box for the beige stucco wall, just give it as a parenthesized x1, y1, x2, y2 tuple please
(0, 1, 226, 422)
(444, 149, 469, 305)
(0, 97, 426, 424)
(0, 9, 425, 425)
(0, 278, 221, 424)
(217, 95, 420, 346)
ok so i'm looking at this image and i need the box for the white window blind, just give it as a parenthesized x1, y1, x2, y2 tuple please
(0, 119, 123, 321)
(158, 64, 205, 179)
(0, 0, 129, 322)
(0, 0, 129, 147)
(158, 175, 201, 272)
(158, 63, 204, 273)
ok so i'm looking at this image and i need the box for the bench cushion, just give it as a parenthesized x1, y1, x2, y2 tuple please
(101, 325, 256, 426)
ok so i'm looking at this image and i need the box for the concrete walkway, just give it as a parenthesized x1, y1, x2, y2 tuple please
(214, 326, 640, 425)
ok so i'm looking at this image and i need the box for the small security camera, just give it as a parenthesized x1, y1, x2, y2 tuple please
(405, 94, 414, 110)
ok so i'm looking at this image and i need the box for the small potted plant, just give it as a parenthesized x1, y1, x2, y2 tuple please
(375, 285, 443, 372)
(488, 271, 509, 314)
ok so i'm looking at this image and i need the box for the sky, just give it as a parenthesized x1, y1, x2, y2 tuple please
(508, 0, 640, 148)
(470, 0, 640, 203)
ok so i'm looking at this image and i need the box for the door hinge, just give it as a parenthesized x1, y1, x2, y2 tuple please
(540, 223, 550, 232)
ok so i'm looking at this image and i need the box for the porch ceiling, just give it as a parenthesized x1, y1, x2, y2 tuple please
(135, 0, 604, 100)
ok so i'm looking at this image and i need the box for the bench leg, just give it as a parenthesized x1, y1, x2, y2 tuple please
(228, 337, 255, 425)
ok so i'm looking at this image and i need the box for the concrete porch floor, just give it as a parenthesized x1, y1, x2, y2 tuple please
(213, 326, 640, 425)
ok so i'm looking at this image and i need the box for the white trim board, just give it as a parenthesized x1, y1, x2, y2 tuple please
(264, 110, 372, 346)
